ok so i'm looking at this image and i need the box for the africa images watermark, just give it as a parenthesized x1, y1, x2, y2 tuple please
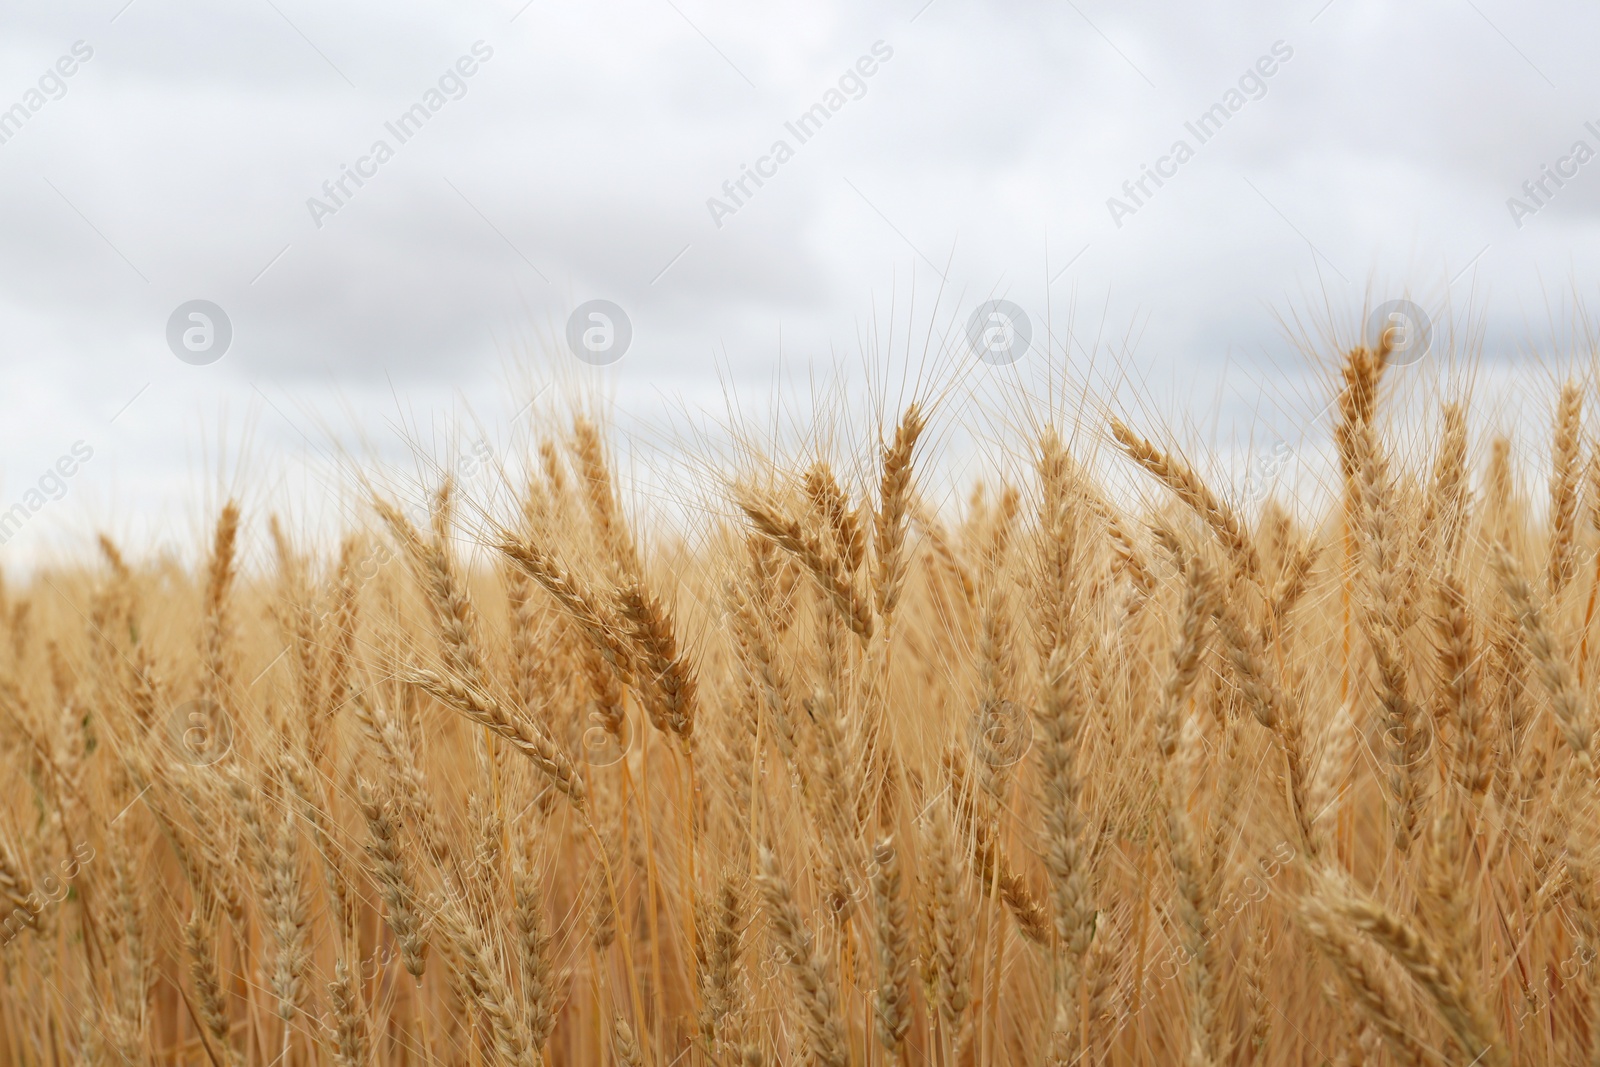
(306, 41, 496, 229)
(0, 40, 94, 147)
(166, 299, 232, 365)
(1237, 298, 1431, 505)
(566, 299, 632, 365)
(345, 439, 494, 586)
(965, 299, 1033, 365)
(1506, 120, 1600, 229)
(1106, 40, 1294, 228)
(0, 441, 95, 547)
(1, 842, 95, 946)
(706, 41, 895, 229)
(1242, 440, 1293, 503)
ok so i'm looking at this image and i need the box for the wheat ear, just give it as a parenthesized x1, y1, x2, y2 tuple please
(1549, 380, 1584, 596)
(1109, 417, 1261, 582)
(738, 488, 876, 642)
(872, 837, 913, 1059)
(873, 403, 926, 621)
(1491, 542, 1594, 769)
(756, 847, 849, 1067)
(406, 667, 587, 813)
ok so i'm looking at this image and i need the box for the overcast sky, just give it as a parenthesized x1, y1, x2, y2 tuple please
(3, 0, 1599, 564)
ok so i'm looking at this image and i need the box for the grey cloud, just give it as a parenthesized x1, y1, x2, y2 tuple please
(4, 0, 1600, 565)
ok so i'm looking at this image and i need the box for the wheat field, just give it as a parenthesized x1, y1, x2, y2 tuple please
(0, 334, 1595, 1066)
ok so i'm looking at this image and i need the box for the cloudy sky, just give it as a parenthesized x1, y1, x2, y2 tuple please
(2, 0, 1598, 563)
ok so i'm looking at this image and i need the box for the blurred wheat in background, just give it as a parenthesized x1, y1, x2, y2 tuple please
(2, 330, 1598, 1066)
